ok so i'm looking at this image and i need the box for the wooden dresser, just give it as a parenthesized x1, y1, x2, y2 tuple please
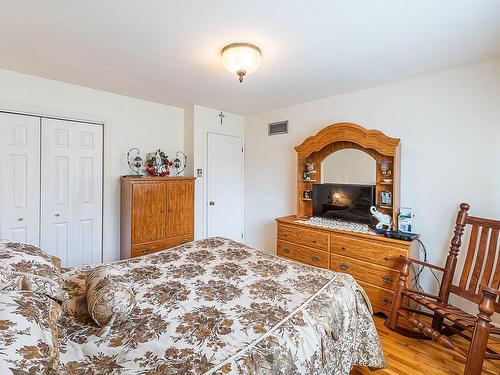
(276, 216, 415, 315)
(275, 122, 417, 315)
(120, 176, 195, 259)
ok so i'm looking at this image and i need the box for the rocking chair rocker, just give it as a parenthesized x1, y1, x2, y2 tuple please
(385, 203, 499, 375)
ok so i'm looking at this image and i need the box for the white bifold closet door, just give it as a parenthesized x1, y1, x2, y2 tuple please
(0, 113, 41, 245)
(40, 118, 103, 266)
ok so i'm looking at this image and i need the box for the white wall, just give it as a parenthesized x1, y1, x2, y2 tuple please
(245, 57, 500, 294)
(186, 105, 245, 240)
(0, 68, 184, 262)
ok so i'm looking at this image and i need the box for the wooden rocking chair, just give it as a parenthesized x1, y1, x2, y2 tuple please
(385, 203, 499, 375)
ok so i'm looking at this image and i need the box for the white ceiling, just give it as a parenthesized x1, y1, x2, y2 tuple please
(1, 1, 499, 115)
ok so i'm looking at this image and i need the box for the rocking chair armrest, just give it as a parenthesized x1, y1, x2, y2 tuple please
(481, 285, 500, 297)
(478, 285, 499, 316)
(400, 256, 446, 272)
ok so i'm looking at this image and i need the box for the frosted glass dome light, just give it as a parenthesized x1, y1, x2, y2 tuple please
(221, 43, 262, 83)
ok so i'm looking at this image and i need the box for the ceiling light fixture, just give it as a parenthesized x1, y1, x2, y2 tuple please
(221, 43, 262, 83)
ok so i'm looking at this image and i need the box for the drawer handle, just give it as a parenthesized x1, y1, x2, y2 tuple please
(283, 247, 290, 254)
(381, 275, 393, 283)
(311, 255, 320, 261)
(384, 256, 390, 261)
(339, 263, 348, 270)
(312, 240, 317, 244)
(142, 249, 152, 255)
(181, 240, 188, 244)
(341, 247, 346, 251)
(381, 297, 392, 305)
(17, 217, 24, 221)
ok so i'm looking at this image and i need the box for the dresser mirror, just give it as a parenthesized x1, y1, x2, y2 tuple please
(321, 149, 376, 185)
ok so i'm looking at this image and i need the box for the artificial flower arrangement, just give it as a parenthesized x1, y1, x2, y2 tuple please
(145, 149, 174, 177)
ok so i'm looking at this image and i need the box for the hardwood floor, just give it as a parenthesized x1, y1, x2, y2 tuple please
(351, 316, 500, 375)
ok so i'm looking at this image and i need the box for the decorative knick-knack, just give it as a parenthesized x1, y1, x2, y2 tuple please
(145, 149, 173, 177)
(126, 148, 143, 175)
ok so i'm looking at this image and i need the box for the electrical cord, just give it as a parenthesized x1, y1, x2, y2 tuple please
(412, 238, 441, 292)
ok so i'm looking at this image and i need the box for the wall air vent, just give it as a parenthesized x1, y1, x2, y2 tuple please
(268, 120, 288, 136)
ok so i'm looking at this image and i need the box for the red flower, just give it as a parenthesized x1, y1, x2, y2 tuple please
(148, 162, 153, 168)
(169, 162, 173, 166)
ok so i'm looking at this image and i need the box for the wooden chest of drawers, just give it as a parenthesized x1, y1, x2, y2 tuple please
(276, 216, 415, 315)
(121, 177, 195, 259)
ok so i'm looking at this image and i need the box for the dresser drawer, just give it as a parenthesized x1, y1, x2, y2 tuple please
(131, 234, 193, 257)
(358, 281, 394, 314)
(331, 235, 407, 269)
(277, 240, 329, 269)
(277, 224, 329, 251)
(330, 254, 399, 290)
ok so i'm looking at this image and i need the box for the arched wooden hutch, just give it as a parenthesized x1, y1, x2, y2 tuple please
(295, 122, 401, 224)
(276, 122, 415, 315)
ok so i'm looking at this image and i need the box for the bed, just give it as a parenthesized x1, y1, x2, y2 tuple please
(1, 238, 385, 374)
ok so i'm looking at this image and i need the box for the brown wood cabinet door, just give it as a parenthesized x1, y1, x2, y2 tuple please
(131, 182, 167, 244)
(167, 180, 194, 237)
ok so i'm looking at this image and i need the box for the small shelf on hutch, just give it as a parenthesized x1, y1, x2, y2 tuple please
(301, 179, 317, 182)
(377, 204, 393, 209)
(379, 181, 393, 185)
(301, 198, 312, 201)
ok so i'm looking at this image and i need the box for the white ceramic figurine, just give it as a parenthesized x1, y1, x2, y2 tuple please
(370, 206, 392, 230)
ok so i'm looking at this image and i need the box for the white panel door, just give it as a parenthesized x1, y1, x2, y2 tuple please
(41, 118, 102, 266)
(207, 133, 243, 241)
(0, 113, 40, 245)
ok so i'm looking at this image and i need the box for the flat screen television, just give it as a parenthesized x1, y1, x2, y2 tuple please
(312, 183, 375, 225)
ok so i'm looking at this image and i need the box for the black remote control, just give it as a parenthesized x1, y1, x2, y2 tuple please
(384, 230, 418, 241)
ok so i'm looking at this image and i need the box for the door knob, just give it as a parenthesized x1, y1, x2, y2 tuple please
(339, 263, 348, 270)
(209, 201, 215, 206)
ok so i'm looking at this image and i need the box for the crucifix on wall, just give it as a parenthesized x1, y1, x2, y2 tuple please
(218, 111, 225, 125)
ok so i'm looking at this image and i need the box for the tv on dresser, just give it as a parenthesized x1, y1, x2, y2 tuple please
(312, 183, 375, 225)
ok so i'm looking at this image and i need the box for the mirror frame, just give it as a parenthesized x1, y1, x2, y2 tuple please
(294, 122, 401, 226)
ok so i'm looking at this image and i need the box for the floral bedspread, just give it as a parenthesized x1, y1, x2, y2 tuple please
(58, 238, 385, 374)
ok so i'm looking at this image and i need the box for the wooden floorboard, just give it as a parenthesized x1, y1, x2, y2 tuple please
(351, 316, 500, 375)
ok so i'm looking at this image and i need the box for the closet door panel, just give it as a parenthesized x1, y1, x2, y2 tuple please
(74, 124, 102, 266)
(0, 113, 40, 245)
(41, 120, 74, 263)
(41, 119, 102, 266)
